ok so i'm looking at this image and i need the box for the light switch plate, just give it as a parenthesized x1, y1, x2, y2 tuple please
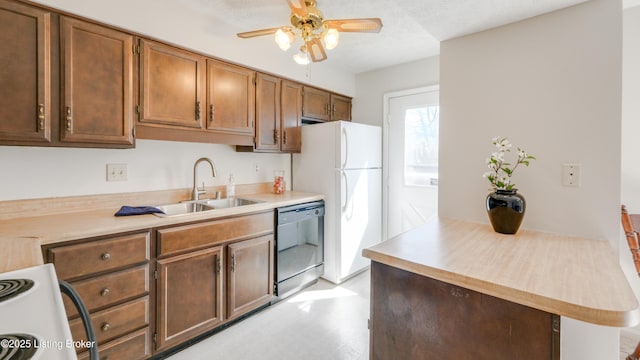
(106, 163, 127, 181)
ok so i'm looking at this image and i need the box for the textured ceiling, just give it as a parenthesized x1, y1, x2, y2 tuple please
(181, 0, 632, 74)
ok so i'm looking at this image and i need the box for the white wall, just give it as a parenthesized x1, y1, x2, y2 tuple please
(353, 57, 440, 126)
(439, 0, 623, 358)
(621, 5, 640, 302)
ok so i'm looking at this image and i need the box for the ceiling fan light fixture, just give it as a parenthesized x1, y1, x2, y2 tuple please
(323, 28, 339, 50)
(293, 46, 310, 65)
(275, 28, 294, 51)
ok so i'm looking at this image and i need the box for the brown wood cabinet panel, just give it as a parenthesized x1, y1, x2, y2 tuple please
(255, 73, 281, 151)
(0, 0, 51, 143)
(156, 246, 224, 351)
(140, 39, 204, 129)
(302, 86, 331, 121)
(280, 80, 302, 153)
(206, 59, 255, 135)
(70, 296, 149, 346)
(157, 211, 273, 257)
(77, 327, 151, 360)
(48, 232, 150, 280)
(227, 235, 274, 320)
(63, 265, 149, 317)
(331, 93, 351, 121)
(60, 17, 134, 146)
(370, 262, 560, 360)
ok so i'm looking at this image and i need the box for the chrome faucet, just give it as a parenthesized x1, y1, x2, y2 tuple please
(192, 157, 217, 201)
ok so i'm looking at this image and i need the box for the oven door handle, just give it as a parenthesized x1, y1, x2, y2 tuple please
(59, 280, 99, 360)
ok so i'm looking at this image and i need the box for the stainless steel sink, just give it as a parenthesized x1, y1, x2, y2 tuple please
(153, 201, 215, 217)
(200, 197, 264, 209)
(152, 198, 263, 217)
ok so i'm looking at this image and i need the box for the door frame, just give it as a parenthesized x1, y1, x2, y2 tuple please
(382, 85, 439, 242)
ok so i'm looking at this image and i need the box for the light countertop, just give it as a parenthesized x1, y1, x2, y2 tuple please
(0, 191, 323, 270)
(363, 217, 639, 327)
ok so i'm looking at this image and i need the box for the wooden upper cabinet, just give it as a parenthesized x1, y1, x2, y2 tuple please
(140, 39, 204, 129)
(331, 93, 352, 121)
(60, 17, 134, 146)
(280, 80, 302, 153)
(0, 0, 51, 143)
(206, 59, 255, 135)
(255, 73, 281, 152)
(302, 86, 351, 122)
(302, 86, 331, 122)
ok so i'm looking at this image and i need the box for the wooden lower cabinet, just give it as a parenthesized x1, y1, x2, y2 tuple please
(154, 211, 275, 354)
(227, 235, 274, 320)
(44, 231, 151, 360)
(156, 246, 224, 351)
(370, 262, 560, 360)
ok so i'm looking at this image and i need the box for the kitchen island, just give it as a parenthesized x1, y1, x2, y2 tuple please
(362, 218, 639, 359)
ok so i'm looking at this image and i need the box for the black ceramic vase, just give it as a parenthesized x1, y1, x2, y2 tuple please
(486, 189, 526, 235)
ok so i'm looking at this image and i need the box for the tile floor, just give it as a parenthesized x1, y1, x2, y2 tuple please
(165, 268, 638, 360)
(166, 270, 371, 360)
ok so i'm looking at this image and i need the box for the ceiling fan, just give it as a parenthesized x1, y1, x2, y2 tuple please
(237, 0, 383, 64)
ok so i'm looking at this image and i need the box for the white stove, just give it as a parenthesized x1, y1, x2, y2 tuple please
(0, 264, 78, 360)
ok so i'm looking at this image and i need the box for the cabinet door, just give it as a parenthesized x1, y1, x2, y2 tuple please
(331, 94, 352, 121)
(255, 73, 281, 151)
(206, 59, 254, 135)
(302, 86, 330, 121)
(280, 80, 302, 153)
(156, 246, 223, 351)
(140, 39, 204, 129)
(0, 1, 51, 143)
(227, 235, 273, 320)
(60, 17, 134, 146)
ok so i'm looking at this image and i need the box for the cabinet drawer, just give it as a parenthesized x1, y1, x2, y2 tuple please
(64, 265, 149, 317)
(77, 327, 151, 360)
(49, 232, 150, 280)
(70, 296, 149, 346)
(157, 212, 273, 256)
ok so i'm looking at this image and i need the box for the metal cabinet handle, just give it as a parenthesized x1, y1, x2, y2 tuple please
(100, 288, 110, 297)
(283, 130, 287, 145)
(332, 104, 336, 118)
(37, 104, 45, 130)
(216, 258, 221, 273)
(231, 254, 236, 272)
(101, 323, 110, 332)
(65, 106, 72, 130)
(101, 252, 111, 261)
(196, 101, 201, 120)
(209, 104, 214, 123)
(273, 129, 279, 143)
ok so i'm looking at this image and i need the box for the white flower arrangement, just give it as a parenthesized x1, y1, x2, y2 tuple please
(483, 136, 535, 190)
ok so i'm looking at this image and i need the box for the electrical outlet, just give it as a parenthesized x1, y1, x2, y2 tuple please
(562, 163, 581, 187)
(106, 163, 128, 181)
(255, 163, 260, 173)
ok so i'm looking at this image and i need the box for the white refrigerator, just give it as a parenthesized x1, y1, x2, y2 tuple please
(293, 121, 382, 284)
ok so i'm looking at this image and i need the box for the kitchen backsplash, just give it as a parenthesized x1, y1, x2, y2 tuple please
(1, 140, 290, 201)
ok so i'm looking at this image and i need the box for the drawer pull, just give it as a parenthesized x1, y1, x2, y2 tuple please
(100, 288, 110, 297)
(101, 323, 110, 332)
(101, 252, 111, 261)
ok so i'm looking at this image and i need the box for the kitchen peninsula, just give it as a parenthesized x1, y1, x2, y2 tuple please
(363, 218, 639, 359)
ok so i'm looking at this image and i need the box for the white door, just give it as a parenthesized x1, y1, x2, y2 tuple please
(384, 87, 439, 240)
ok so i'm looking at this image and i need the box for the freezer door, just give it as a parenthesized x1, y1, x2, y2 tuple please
(338, 121, 382, 170)
(338, 168, 382, 281)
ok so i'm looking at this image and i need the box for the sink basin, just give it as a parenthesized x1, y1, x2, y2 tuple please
(200, 197, 264, 209)
(153, 201, 215, 217)
(152, 198, 263, 217)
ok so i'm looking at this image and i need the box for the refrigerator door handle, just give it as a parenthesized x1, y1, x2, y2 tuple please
(341, 126, 349, 169)
(341, 170, 349, 213)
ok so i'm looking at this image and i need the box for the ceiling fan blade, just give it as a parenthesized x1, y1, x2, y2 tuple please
(306, 38, 327, 62)
(324, 18, 383, 33)
(287, 0, 308, 17)
(237, 27, 281, 39)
